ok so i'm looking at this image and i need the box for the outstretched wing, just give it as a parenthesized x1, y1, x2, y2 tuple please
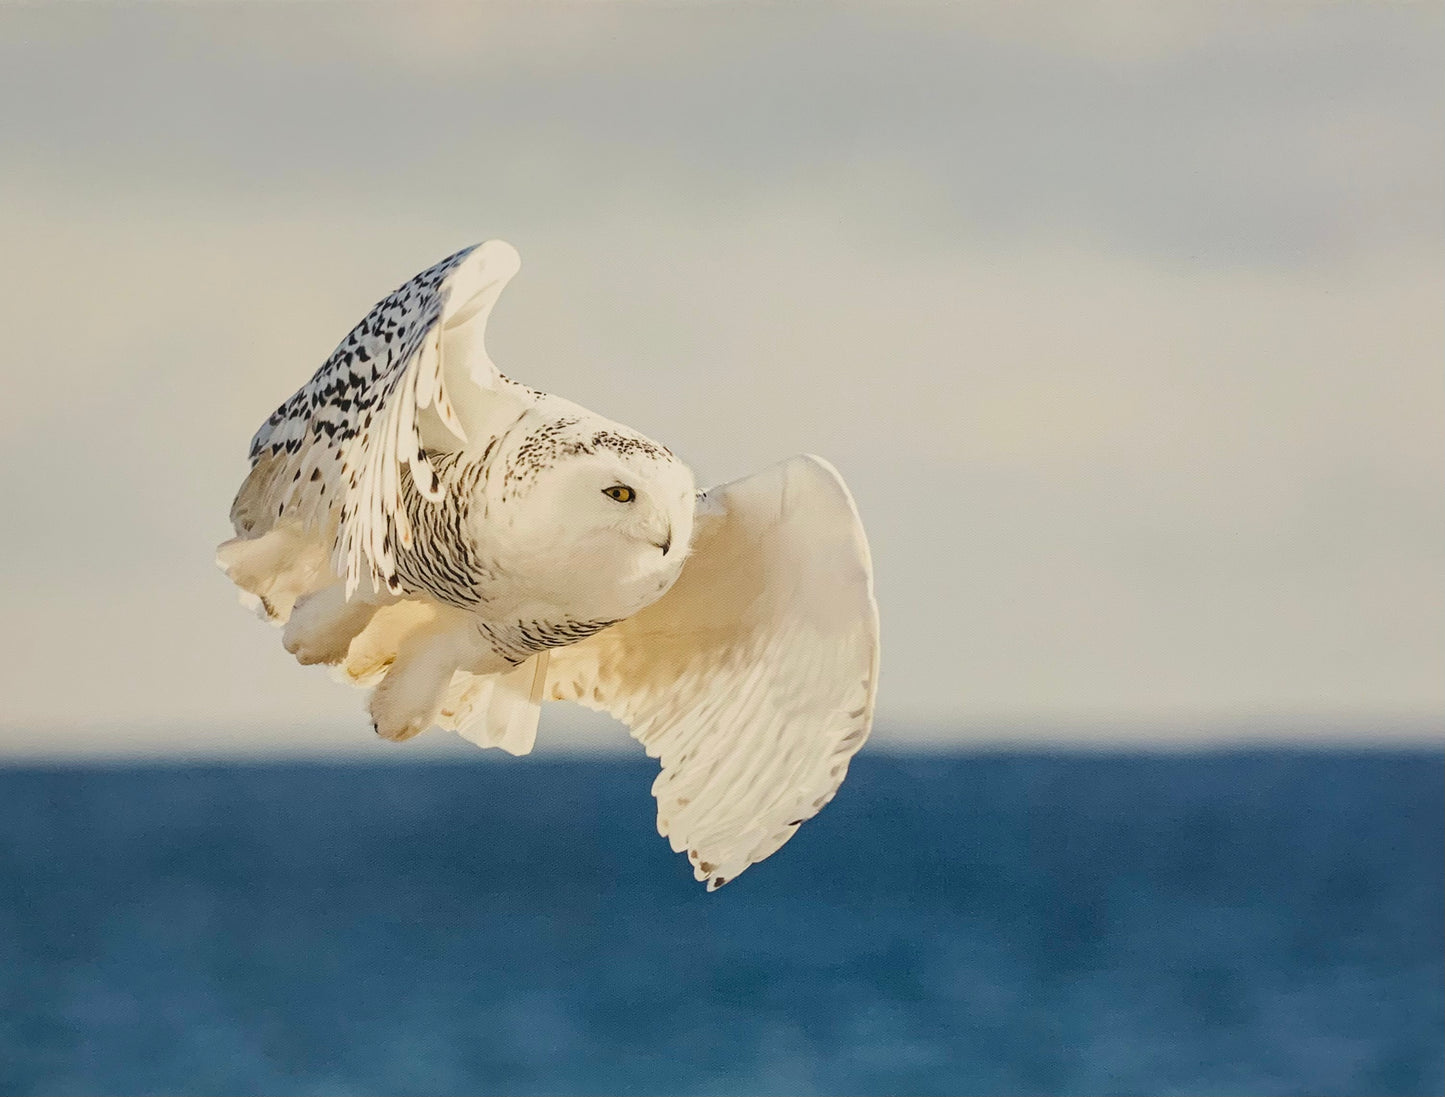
(545, 455, 879, 890)
(229, 240, 526, 598)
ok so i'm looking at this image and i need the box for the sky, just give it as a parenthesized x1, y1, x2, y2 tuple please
(0, 1, 1440, 757)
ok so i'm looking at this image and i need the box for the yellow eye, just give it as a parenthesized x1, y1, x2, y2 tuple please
(602, 485, 636, 503)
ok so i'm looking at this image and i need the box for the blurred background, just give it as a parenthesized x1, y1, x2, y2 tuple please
(0, 2, 1440, 1094)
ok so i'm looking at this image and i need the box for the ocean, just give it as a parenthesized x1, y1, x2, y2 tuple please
(1, 749, 1441, 1096)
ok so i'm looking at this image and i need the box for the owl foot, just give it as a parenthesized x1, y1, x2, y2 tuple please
(369, 671, 441, 741)
(284, 585, 378, 666)
(367, 625, 462, 742)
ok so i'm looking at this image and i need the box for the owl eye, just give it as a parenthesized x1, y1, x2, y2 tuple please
(602, 484, 636, 503)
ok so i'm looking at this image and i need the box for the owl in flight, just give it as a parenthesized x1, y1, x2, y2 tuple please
(218, 242, 878, 888)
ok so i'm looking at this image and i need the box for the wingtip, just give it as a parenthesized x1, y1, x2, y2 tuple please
(475, 239, 522, 278)
(789, 453, 853, 501)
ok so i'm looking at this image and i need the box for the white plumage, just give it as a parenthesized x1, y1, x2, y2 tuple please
(218, 241, 879, 889)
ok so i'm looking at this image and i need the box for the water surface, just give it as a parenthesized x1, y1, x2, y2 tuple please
(2, 749, 1440, 1095)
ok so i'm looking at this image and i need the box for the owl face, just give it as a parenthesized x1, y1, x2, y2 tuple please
(537, 449, 694, 559)
(479, 417, 697, 616)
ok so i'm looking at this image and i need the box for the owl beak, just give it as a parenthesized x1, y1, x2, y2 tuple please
(650, 523, 672, 556)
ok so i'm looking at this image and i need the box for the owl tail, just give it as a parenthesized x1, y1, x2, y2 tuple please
(439, 653, 549, 757)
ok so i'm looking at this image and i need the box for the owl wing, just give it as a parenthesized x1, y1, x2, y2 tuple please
(544, 455, 880, 890)
(226, 240, 526, 601)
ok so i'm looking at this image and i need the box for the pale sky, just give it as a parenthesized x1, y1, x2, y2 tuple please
(0, 1, 1440, 757)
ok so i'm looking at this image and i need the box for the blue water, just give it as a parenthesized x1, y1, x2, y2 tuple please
(1, 750, 1440, 1095)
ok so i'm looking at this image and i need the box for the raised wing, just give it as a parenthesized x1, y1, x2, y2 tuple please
(545, 455, 879, 890)
(229, 240, 526, 598)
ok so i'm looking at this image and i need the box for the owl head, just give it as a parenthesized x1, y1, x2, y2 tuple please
(479, 412, 697, 616)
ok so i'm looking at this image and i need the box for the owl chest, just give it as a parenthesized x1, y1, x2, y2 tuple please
(473, 611, 620, 665)
(467, 557, 667, 665)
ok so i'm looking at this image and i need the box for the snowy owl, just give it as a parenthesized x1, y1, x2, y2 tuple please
(218, 241, 879, 889)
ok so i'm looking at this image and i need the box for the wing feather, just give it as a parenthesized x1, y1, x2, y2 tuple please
(545, 455, 879, 890)
(226, 240, 525, 599)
